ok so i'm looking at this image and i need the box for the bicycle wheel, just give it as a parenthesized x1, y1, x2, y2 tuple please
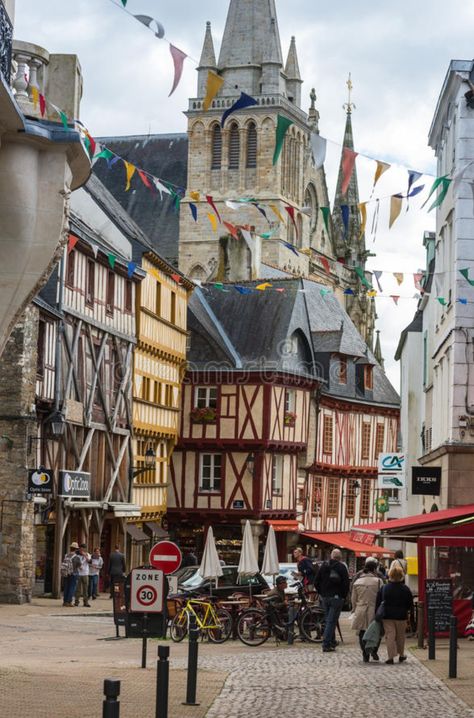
(208, 607, 232, 644)
(237, 609, 271, 647)
(170, 611, 188, 642)
(299, 607, 325, 643)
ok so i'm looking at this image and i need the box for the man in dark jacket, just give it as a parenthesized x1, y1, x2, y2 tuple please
(315, 548, 350, 652)
(108, 545, 126, 598)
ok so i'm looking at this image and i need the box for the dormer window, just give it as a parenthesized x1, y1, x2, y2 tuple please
(339, 356, 347, 384)
(364, 365, 373, 390)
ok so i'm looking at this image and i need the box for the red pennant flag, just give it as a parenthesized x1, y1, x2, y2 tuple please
(39, 94, 46, 117)
(341, 147, 358, 195)
(171, 273, 182, 284)
(169, 44, 188, 96)
(206, 195, 221, 223)
(285, 206, 298, 237)
(86, 133, 96, 158)
(320, 257, 331, 274)
(391, 296, 400, 305)
(413, 273, 424, 292)
(138, 170, 152, 189)
(67, 234, 79, 253)
(223, 221, 239, 239)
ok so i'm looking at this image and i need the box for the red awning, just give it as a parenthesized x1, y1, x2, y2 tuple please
(351, 504, 474, 539)
(301, 531, 394, 558)
(267, 520, 299, 533)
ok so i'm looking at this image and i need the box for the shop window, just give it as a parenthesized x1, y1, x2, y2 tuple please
(322, 415, 333, 454)
(199, 453, 222, 492)
(326, 478, 340, 517)
(195, 386, 218, 408)
(361, 422, 371, 460)
(359, 479, 371, 518)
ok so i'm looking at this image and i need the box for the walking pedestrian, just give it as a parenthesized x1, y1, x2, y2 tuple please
(293, 547, 316, 588)
(390, 550, 408, 577)
(108, 544, 126, 598)
(351, 557, 384, 662)
(377, 563, 413, 664)
(88, 547, 103, 600)
(74, 543, 91, 607)
(315, 548, 350, 652)
(62, 541, 81, 607)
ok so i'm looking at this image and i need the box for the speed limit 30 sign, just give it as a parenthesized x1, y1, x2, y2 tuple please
(130, 568, 165, 613)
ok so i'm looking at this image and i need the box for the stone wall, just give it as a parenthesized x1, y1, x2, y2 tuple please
(0, 306, 39, 603)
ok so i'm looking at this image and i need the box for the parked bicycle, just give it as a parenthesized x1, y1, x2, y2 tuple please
(170, 594, 232, 643)
(236, 581, 325, 646)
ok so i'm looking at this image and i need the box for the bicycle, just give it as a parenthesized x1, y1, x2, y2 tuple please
(236, 581, 325, 646)
(170, 594, 232, 644)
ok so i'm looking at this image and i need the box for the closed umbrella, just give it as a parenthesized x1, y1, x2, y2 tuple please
(262, 525, 279, 585)
(198, 526, 223, 595)
(238, 520, 259, 598)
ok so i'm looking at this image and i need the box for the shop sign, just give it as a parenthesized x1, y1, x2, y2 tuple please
(412, 466, 441, 496)
(58, 470, 91, 498)
(377, 453, 405, 474)
(377, 473, 405, 490)
(349, 530, 376, 546)
(233, 500, 245, 509)
(425, 578, 452, 632)
(28, 468, 53, 494)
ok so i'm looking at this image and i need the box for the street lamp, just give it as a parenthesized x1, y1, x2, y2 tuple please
(49, 410, 65, 437)
(128, 447, 157, 502)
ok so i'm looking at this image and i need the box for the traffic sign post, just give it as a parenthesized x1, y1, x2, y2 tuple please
(129, 568, 166, 669)
(149, 541, 182, 575)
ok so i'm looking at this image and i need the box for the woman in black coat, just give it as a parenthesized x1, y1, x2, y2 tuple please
(376, 563, 413, 664)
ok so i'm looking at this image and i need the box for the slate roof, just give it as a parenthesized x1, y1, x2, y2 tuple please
(93, 134, 188, 266)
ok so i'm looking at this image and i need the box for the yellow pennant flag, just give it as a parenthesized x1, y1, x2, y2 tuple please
(373, 160, 391, 188)
(203, 71, 224, 112)
(389, 195, 403, 228)
(269, 204, 287, 225)
(207, 212, 218, 232)
(148, 268, 160, 280)
(31, 86, 39, 111)
(124, 162, 136, 191)
(358, 202, 367, 238)
(367, 290, 377, 298)
(256, 283, 272, 291)
(190, 191, 200, 201)
(393, 272, 404, 286)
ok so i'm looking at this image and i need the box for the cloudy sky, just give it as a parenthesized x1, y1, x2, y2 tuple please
(14, 0, 474, 388)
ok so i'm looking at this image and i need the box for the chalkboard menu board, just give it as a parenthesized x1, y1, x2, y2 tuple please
(425, 579, 453, 632)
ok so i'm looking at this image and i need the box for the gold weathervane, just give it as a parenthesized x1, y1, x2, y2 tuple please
(343, 73, 356, 114)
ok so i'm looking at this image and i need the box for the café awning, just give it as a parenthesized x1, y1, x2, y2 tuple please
(351, 504, 474, 540)
(301, 531, 394, 558)
(266, 519, 299, 532)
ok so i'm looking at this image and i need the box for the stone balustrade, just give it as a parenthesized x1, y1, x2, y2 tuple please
(188, 93, 308, 122)
(0, 0, 13, 84)
(11, 40, 49, 117)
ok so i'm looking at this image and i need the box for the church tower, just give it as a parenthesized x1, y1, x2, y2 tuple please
(179, 0, 329, 282)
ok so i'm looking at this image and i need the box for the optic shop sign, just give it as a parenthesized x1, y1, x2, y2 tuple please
(130, 568, 165, 613)
(58, 470, 91, 499)
(28, 468, 53, 495)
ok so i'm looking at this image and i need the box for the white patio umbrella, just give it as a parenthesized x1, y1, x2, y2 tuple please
(198, 526, 223, 594)
(238, 520, 259, 598)
(261, 525, 279, 585)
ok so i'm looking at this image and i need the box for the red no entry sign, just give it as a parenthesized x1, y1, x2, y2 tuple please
(149, 540, 182, 575)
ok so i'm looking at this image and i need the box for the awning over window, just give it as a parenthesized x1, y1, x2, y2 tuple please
(145, 522, 169, 539)
(266, 520, 299, 533)
(126, 524, 149, 543)
(301, 531, 394, 558)
(351, 504, 474, 539)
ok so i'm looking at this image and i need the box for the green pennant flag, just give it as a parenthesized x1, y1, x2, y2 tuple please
(320, 288, 332, 297)
(214, 283, 224, 291)
(428, 177, 452, 212)
(436, 297, 447, 306)
(320, 207, 330, 234)
(273, 115, 293, 165)
(94, 148, 114, 162)
(422, 175, 450, 210)
(121, 0, 127, 5)
(354, 265, 372, 289)
(108, 254, 116, 270)
(59, 110, 68, 130)
(460, 268, 474, 286)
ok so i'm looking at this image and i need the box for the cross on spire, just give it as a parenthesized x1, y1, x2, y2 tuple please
(343, 73, 356, 114)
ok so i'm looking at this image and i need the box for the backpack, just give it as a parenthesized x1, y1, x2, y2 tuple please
(61, 555, 74, 578)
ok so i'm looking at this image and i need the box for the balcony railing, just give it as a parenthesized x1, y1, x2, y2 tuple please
(0, 0, 13, 85)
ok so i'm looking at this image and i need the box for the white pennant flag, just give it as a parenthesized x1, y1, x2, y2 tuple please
(153, 178, 171, 197)
(90, 243, 99, 258)
(226, 200, 242, 210)
(310, 133, 327, 169)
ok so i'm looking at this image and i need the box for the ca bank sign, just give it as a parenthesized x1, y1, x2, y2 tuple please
(377, 453, 405, 474)
(59, 470, 91, 499)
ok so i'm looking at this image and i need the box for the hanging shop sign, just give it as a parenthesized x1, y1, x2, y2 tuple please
(377, 473, 406, 490)
(28, 468, 53, 495)
(377, 453, 405, 475)
(412, 466, 442, 496)
(58, 470, 91, 498)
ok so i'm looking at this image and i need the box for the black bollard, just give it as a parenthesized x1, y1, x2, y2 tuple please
(156, 645, 170, 718)
(142, 613, 148, 669)
(417, 601, 425, 649)
(103, 679, 120, 718)
(287, 604, 296, 645)
(182, 613, 200, 706)
(449, 615, 458, 679)
(428, 608, 436, 660)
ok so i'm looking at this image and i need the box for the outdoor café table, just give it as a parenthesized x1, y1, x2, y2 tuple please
(220, 599, 248, 639)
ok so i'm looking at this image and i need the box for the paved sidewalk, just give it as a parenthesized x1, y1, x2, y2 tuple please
(414, 638, 474, 710)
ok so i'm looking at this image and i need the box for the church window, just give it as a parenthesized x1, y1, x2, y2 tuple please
(228, 122, 240, 170)
(211, 125, 222, 169)
(246, 122, 257, 168)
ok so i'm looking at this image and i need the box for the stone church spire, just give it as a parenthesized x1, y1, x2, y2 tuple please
(374, 330, 384, 369)
(197, 21, 217, 97)
(285, 36, 302, 106)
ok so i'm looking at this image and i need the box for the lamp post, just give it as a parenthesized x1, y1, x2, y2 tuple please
(128, 447, 156, 503)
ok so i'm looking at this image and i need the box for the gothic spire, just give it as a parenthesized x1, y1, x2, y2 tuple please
(218, 0, 283, 71)
(198, 21, 217, 70)
(374, 330, 384, 369)
(285, 36, 301, 81)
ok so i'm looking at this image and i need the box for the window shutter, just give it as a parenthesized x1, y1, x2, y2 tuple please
(228, 123, 240, 169)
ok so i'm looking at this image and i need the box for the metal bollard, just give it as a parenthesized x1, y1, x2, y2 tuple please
(103, 679, 120, 718)
(182, 613, 200, 706)
(287, 604, 296, 645)
(142, 613, 149, 669)
(449, 615, 458, 679)
(156, 645, 170, 718)
(428, 608, 436, 660)
(417, 601, 425, 649)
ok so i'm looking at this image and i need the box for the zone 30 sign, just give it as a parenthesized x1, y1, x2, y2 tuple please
(130, 568, 164, 613)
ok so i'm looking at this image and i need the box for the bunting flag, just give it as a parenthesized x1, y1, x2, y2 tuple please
(256, 283, 272, 291)
(223, 221, 239, 239)
(169, 44, 188, 96)
(355, 266, 372, 289)
(203, 71, 224, 112)
(344, 288, 355, 295)
(428, 177, 452, 211)
(273, 115, 293, 165)
(235, 286, 253, 295)
(393, 273, 404, 286)
(367, 290, 377, 298)
(124, 162, 136, 191)
(226, 200, 242, 210)
(437, 297, 447, 306)
(127, 262, 137, 278)
(320, 207, 330, 234)
(94, 147, 114, 163)
(189, 203, 198, 221)
(221, 92, 258, 126)
(67, 235, 78, 254)
(90, 243, 99, 258)
(359, 202, 367, 239)
(453, 160, 474, 194)
(206, 195, 221, 223)
(285, 205, 298, 237)
(371, 199, 380, 242)
(458, 298, 468, 305)
(108, 254, 116, 270)
(138, 170, 152, 189)
(275, 288, 285, 293)
(171, 273, 182, 284)
(58, 109, 68, 129)
(214, 283, 224, 291)
(240, 228, 253, 247)
(269, 204, 286, 225)
(389, 195, 403, 228)
(413, 273, 424, 291)
(391, 296, 400, 305)
(341, 148, 358, 195)
(372, 161, 391, 192)
(252, 203, 269, 221)
(460, 268, 474, 286)
(134, 14, 165, 39)
(422, 175, 449, 209)
(320, 257, 331, 275)
(320, 288, 332, 297)
(190, 191, 200, 201)
(341, 205, 350, 237)
(310, 133, 327, 168)
(153, 178, 171, 197)
(284, 242, 299, 257)
(31, 85, 39, 111)
(259, 231, 275, 240)
(121, 0, 127, 5)
(407, 170, 423, 209)
(207, 212, 218, 232)
(39, 93, 46, 117)
(374, 271, 383, 293)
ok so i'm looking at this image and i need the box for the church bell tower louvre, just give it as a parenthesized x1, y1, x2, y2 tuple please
(178, 0, 335, 285)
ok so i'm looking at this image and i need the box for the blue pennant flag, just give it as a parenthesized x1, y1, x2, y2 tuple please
(189, 202, 198, 221)
(127, 261, 137, 278)
(235, 285, 253, 295)
(458, 298, 468, 305)
(252, 203, 269, 222)
(283, 242, 299, 257)
(221, 92, 258, 127)
(344, 288, 355, 295)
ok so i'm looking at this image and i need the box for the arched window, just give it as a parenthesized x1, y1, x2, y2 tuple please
(228, 123, 240, 170)
(211, 125, 222, 170)
(246, 122, 257, 168)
